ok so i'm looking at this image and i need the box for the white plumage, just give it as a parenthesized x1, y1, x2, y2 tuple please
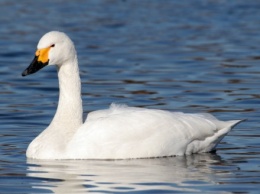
(22, 31, 242, 159)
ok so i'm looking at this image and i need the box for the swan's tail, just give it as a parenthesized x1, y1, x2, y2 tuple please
(219, 119, 244, 134)
(202, 119, 245, 153)
(227, 119, 245, 129)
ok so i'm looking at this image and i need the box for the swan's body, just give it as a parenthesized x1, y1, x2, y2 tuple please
(22, 31, 242, 160)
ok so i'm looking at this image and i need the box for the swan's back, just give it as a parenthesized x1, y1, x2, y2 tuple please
(66, 104, 241, 159)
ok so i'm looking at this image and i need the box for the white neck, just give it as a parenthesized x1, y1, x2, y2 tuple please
(49, 56, 83, 136)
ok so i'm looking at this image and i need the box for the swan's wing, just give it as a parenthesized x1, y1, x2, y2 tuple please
(68, 105, 240, 159)
(86, 104, 142, 121)
(85, 109, 111, 121)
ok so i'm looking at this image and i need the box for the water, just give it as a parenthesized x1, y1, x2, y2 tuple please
(0, 0, 259, 193)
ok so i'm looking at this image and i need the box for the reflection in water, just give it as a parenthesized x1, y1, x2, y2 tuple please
(27, 154, 225, 193)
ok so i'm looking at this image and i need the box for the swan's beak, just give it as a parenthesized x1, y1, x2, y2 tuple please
(22, 47, 51, 76)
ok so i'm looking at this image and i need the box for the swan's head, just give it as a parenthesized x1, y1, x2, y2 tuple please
(22, 31, 76, 76)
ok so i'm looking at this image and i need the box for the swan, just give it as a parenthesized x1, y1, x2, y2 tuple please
(22, 31, 242, 160)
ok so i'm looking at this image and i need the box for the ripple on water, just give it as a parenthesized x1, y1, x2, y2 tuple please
(0, 0, 259, 193)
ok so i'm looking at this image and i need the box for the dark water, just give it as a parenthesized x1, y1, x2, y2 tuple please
(0, 0, 259, 193)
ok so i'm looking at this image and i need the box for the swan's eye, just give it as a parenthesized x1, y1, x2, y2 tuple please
(51, 44, 55, 47)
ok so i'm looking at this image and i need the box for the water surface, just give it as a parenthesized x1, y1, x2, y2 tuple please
(0, 0, 259, 193)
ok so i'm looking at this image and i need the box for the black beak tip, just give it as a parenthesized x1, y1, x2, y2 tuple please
(22, 56, 48, 77)
(22, 70, 28, 77)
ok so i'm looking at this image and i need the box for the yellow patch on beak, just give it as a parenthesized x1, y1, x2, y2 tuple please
(35, 46, 51, 63)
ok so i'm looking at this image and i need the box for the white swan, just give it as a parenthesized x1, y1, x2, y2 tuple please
(22, 31, 242, 160)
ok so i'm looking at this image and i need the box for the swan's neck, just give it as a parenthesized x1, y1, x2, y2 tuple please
(50, 56, 83, 134)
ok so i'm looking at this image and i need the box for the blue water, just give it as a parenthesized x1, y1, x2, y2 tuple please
(0, 0, 260, 193)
